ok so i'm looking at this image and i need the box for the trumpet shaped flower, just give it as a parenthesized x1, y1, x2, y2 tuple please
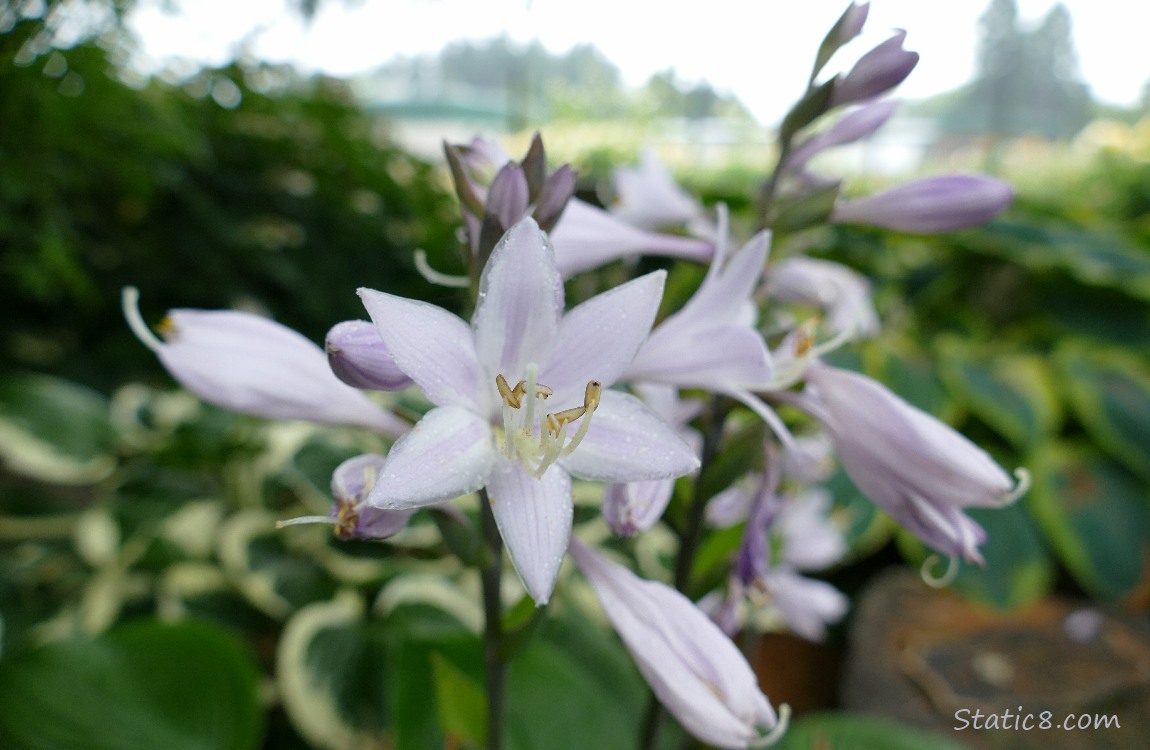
(123, 288, 408, 437)
(801, 363, 1028, 564)
(279, 454, 415, 540)
(359, 219, 699, 603)
(569, 539, 787, 749)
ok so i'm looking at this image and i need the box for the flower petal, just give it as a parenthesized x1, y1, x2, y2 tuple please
(325, 320, 414, 391)
(602, 478, 676, 536)
(358, 288, 485, 411)
(155, 309, 408, 436)
(569, 539, 779, 748)
(472, 218, 564, 382)
(550, 199, 713, 278)
(560, 390, 699, 482)
(366, 406, 496, 509)
(540, 270, 666, 400)
(487, 458, 573, 605)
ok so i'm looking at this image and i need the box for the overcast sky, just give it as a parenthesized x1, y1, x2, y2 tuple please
(127, 0, 1147, 123)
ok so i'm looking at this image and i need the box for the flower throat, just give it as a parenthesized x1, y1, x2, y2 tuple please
(496, 364, 601, 478)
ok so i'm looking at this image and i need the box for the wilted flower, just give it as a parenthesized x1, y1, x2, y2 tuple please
(359, 218, 698, 603)
(800, 362, 1028, 564)
(569, 539, 788, 749)
(122, 288, 409, 437)
(278, 454, 415, 540)
(831, 174, 1014, 233)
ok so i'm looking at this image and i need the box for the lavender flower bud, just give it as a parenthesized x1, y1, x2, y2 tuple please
(831, 30, 919, 107)
(831, 174, 1014, 233)
(325, 320, 413, 391)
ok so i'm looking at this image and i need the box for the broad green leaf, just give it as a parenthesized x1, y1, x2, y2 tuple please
(939, 344, 1061, 450)
(1057, 344, 1150, 480)
(0, 619, 262, 750)
(0, 373, 117, 484)
(1027, 446, 1150, 602)
(277, 593, 390, 750)
(777, 711, 968, 750)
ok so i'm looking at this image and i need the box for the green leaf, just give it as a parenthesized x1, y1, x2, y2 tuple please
(779, 79, 836, 141)
(768, 181, 841, 234)
(776, 711, 968, 750)
(0, 619, 263, 750)
(430, 653, 487, 746)
(939, 344, 1062, 450)
(0, 373, 117, 484)
(277, 593, 391, 750)
(1027, 445, 1150, 602)
(1057, 344, 1150, 480)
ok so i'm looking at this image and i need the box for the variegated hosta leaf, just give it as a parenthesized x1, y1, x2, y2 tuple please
(276, 592, 390, 750)
(0, 374, 117, 485)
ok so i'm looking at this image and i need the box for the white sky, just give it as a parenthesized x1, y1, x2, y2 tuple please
(127, 0, 1146, 123)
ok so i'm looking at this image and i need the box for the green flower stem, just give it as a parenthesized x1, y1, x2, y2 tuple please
(478, 488, 506, 750)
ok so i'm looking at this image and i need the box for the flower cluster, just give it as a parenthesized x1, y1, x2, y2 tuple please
(123, 4, 1030, 748)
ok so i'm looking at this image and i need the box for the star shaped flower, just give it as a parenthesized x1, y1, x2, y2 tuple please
(358, 218, 699, 603)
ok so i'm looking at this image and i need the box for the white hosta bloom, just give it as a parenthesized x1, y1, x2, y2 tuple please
(123, 288, 408, 437)
(802, 362, 1029, 564)
(358, 219, 698, 603)
(569, 539, 788, 749)
(765, 256, 879, 341)
(611, 148, 714, 238)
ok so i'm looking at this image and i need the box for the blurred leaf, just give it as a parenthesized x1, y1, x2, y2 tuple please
(1028, 445, 1150, 603)
(218, 510, 339, 619)
(430, 652, 486, 747)
(0, 373, 116, 484)
(780, 79, 836, 141)
(0, 619, 263, 750)
(1057, 344, 1150, 480)
(776, 710, 968, 750)
(277, 593, 390, 750)
(768, 181, 841, 234)
(938, 343, 1061, 449)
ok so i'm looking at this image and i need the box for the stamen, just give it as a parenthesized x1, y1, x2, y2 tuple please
(494, 374, 601, 476)
(496, 374, 520, 408)
(522, 364, 540, 437)
(562, 381, 601, 455)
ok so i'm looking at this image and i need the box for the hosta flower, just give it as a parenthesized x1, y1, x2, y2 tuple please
(359, 218, 699, 603)
(801, 362, 1028, 564)
(610, 148, 713, 238)
(569, 539, 788, 749)
(325, 320, 413, 391)
(764, 255, 879, 341)
(624, 213, 773, 393)
(279, 454, 414, 540)
(122, 288, 408, 437)
(783, 100, 898, 174)
(831, 175, 1013, 233)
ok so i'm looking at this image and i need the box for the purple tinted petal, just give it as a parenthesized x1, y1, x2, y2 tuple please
(832, 175, 1013, 233)
(366, 406, 496, 509)
(540, 270, 665, 401)
(762, 570, 849, 641)
(832, 29, 919, 107)
(487, 458, 573, 605)
(602, 478, 676, 536)
(359, 288, 485, 411)
(534, 164, 577, 231)
(785, 100, 899, 172)
(559, 390, 699, 482)
(156, 309, 407, 436)
(331, 453, 389, 502)
(569, 539, 778, 748)
(472, 218, 564, 382)
(487, 163, 530, 230)
(627, 325, 773, 391)
(325, 320, 414, 391)
(611, 149, 703, 230)
(550, 199, 713, 278)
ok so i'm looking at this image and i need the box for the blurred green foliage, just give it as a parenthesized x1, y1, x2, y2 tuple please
(1, 16, 460, 392)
